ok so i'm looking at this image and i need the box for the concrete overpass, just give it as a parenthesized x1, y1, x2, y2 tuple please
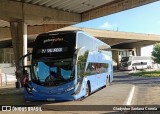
(0, 0, 159, 81)
(1, 26, 160, 49)
(54, 26, 160, 67)
(57, 26, 160, 48)
(1, 26, 160, 68)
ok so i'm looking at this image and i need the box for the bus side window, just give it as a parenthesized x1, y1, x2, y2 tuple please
(96, 63, 100, 73)
(101, 63, 108, 73)
(77, 62, 85, 78)
(94, 63, 97, 71)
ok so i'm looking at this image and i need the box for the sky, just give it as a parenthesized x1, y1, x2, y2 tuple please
(74, 1, 160, 56)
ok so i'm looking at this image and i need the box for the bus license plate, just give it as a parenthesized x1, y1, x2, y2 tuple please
(47, 98, 55, 101)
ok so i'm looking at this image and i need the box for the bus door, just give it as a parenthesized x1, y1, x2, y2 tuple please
(23, 66, 31, 81)
(18, 53, 32, 87)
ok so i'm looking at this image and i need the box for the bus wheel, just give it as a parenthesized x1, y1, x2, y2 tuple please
(150, 66, 152, 69)
(135, 67, 137, 70)
(107, 76, 110, 86)
(85, 83, 90, 97)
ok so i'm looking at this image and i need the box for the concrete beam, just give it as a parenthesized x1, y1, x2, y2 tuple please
(0, 26, 160, 48)
(27, 24, 70, 35)
(82, 0, 158, 21)
(112, 40, 159, 49)
(83, 28, 160, 41)
(59, 26, 160, 41)
(0, 0, 81, 24)
(0, 24, 70, 39)
(124, 40, 158, 48)
(99, 38, 130, 46)
(2, 25, 160, 42)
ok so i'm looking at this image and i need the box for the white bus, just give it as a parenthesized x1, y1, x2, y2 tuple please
(120, 56, 153, 70)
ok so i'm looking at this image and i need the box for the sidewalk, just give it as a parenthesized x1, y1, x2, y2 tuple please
(0, 84, 23, 95)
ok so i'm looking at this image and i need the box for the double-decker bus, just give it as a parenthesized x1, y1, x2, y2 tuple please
(20, 30, 113, 101)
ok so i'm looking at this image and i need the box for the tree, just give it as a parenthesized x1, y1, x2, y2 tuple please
(78, 50, 89, 62)
(152, 43, 160, 64)
(77, 50, 89, 77)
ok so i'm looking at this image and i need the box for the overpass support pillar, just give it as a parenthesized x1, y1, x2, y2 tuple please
(135, 47, 141, 56)
(112, 50, 119, 70)
(10, 21, 27, 87)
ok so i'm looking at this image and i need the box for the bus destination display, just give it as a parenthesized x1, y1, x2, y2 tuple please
(38, 47, 68, 54)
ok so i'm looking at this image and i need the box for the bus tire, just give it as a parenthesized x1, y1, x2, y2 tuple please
(135, 67, 137, 70)
(150, 66, 152, 69)
(107, 76, 110, 86)
(85, 82, 90, 97)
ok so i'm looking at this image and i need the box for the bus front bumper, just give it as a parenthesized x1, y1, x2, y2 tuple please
(24, 89, 76, 101)
(120, 66, 132, 71)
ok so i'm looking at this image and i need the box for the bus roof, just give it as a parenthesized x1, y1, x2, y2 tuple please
(38, 30, 81, 36)
(36, 30, 111, 49)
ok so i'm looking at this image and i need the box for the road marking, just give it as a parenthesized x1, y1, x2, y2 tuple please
(125, 85, 135, 105)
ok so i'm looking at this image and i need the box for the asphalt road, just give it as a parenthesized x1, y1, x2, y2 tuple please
(0, 72, 133, 106)
(0, 71, 160, 114)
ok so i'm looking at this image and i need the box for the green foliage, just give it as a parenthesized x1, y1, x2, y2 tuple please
(129, 70, 160, 77)
(152, 43, 160, 64)
(77, 50, 89, 78)
(78, 50, 89, 62)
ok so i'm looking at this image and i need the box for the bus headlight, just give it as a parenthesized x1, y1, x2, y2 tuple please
(26, 86, 33, 94)
(65, 86, 74, 92)
(32, 88, 37, 92)
(25, 85, 36, 94)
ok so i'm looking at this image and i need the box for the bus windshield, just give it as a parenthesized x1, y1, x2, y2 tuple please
(121, 57, 129, 62)
(31, 58, 74, 86)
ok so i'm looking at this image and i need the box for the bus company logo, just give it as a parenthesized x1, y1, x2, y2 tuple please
(43, 38, 63, 43)
(2, 106, 42, 111)
(2, 106, 11, 111)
